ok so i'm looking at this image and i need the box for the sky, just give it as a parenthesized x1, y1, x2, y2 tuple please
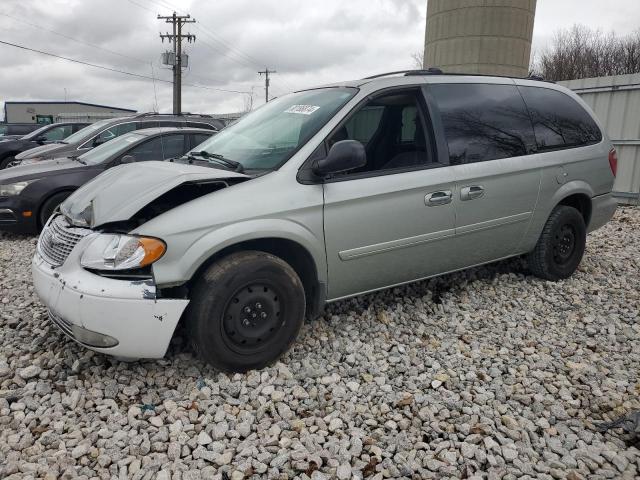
(0, 0, 638, 117)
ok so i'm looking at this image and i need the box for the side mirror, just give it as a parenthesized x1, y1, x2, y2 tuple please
(120, 155, 135, 164)
(313, 140, 366, 177)
(36, 136, 47, 144)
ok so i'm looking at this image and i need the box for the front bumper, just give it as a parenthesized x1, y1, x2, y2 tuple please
(0, 196, 38, 233)
(31, 235, 189, 359)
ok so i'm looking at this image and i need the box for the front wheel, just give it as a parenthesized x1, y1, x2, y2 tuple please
(0, 155, 16, 170)
(39, 192, 72, 229)
(186, 251, 306, 372)
(527, 205, 586, 281)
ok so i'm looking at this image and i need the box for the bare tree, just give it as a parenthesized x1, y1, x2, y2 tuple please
(411, 51, 424, 69)
(533, 25, 640, 81)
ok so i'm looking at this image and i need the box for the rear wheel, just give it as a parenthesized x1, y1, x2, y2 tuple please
(528, 205, 586, 281)
(39, 192, 72, 229)
(186, 251, 306, 372)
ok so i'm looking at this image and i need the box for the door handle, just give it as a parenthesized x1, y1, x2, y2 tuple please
(425, 190, 452, 206)
(460, 185, 485, 201)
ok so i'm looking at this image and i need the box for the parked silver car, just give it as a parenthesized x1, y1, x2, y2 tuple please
(32, 71, 618, 372)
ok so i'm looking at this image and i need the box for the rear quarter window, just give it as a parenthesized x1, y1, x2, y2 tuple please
(429, 83, 536, 164)
(518, 86, 602, 150)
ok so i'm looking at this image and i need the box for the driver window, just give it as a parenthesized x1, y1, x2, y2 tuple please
(126, 137, 163, 162)
(327, 90, 434, 175)
(43, 125, 72, 141)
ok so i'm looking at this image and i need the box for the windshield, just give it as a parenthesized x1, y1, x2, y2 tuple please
(79, 131, 145, 165)
(62, 118, 123, 145)
(190, 87, 357, 169)
(22, 124, 55, 140)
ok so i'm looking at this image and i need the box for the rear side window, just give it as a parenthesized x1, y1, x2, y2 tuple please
(430, 83, 535, 164)
(518, 86, 602, 150)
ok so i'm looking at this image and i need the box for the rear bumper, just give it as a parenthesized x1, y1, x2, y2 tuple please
(588, 192, 618, 232)
(31, 239, 189, 359)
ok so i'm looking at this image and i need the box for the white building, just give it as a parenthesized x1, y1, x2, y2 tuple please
(3, 101, 136, 124)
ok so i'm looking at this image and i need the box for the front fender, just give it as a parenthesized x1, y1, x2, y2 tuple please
(150, 218, 327, 287)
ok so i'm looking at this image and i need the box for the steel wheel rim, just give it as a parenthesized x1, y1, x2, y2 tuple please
(552, 224, 576, 265)
(221, 282, 284, 353)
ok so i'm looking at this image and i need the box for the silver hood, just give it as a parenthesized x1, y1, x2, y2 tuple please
(60, 161, 248, 228)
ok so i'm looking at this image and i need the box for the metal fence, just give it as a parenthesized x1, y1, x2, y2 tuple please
(559, 73, 640, 204)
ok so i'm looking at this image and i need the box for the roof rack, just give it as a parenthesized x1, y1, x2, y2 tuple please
(132, 112, 215, 118)
(363, 68, 443, 80)
(362, 69, 550, 83)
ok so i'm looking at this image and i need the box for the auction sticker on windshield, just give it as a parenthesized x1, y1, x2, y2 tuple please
(284, 105, 320, 115)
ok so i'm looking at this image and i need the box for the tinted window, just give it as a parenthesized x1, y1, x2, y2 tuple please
(342, 106, 384, 146)
(128, 137, 163, 161)
(95, 122, 137, 144)
(328, 90, 434, 174)
(191, 133, 212, 148)
(519, 86, 602, 150)
(43, 125, 73, 141)
(430, 83, 535, 164)
(160, 134, 185, 159)
(137, 121, 160, 130)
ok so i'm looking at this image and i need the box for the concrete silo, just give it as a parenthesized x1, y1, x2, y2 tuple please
(424, 0, 537, 77)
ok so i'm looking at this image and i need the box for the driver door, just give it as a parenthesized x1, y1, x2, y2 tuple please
(322, 88, 458, 299)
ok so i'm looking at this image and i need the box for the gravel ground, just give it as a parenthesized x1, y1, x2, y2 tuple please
(0, 207, 639, 480)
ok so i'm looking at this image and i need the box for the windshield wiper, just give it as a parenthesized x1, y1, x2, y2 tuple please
(188, 151, 244, 173)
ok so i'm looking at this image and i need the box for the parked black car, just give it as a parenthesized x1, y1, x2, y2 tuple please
(0, 123, 43, 139)
(0, 127, 214, 233)
(13, 113, 224, 165)
(0, 122, 89, 169)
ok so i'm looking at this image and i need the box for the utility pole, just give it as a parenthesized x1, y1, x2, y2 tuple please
(258, 68, 277, 103)
(159, 12, 196, 114)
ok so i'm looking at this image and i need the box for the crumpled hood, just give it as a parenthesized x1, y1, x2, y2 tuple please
(61, 160, 248, 228)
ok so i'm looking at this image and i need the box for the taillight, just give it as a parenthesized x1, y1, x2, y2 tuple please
(609, 148, 618, 177)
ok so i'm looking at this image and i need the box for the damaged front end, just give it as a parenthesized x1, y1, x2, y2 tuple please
(32, 161, 250, 359)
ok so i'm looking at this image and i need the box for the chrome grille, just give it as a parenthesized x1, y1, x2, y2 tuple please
(37, 215, 91, 266)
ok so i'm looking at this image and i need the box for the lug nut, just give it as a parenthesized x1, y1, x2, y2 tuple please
(255, 302, 262, 309)
(242, 318, 250, 326)
(260, 312, 267, 319)
(244, 306, 251, 314)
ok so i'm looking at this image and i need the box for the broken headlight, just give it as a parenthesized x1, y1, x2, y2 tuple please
(81, 234, 166, 271)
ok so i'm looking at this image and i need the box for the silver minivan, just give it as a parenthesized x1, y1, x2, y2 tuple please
(31, 71, 618, 372)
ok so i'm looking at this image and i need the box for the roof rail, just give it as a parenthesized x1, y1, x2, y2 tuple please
(132, 112, 216, 118)
(362, 69, 552, 83)
(363, 68, 444, 80)
(405, 68, 444, 76)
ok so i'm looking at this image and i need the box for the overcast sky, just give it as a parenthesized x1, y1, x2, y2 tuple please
(1, 0, 638, 118)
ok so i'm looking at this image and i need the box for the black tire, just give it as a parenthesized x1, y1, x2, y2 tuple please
(0, 155, 16, 170)
(186, 251, 306, 372)
(528, 205, 586, 281)
(39, 192, 72, 228)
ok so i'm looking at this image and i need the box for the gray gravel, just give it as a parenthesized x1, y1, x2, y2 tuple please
(1, 207, 639, 479)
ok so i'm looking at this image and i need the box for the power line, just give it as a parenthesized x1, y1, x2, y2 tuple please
(0, 12, 148, 64)
(0, 39, 250, 95)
